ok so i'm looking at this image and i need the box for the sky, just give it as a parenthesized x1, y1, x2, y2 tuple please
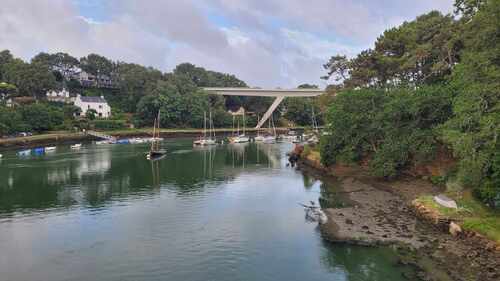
(0, 0, 455, 88)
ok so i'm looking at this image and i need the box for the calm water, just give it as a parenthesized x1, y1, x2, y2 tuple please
(0, 139, 414, 281)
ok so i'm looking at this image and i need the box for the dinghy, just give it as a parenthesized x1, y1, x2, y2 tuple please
(17, 149, 31, 157)
(70, 144, 82, 150)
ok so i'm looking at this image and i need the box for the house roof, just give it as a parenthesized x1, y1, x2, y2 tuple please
(80, 96, 107, 103)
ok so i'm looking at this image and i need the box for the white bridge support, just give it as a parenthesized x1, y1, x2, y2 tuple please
(203, 88, 325, 129)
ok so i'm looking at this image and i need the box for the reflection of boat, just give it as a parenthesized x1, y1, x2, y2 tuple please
(71, 144, 82, 149)
(194, 111, 217, 146)
(96, 140, 112, 145)
(146, 110, 166, 160)
(45, 146, 56, 152)
(17, 149, 31, 157)
(301, 202, 327, 224)
(263, 136, 276, 144)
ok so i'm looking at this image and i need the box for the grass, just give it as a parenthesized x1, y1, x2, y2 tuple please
(416, 191, 500, 243)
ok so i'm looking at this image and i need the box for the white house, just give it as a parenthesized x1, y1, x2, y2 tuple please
(74, 94, 111, 118)
(46, 88, 74, 103)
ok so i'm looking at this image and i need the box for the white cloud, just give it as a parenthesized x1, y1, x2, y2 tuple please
(0, 0, 455, 88)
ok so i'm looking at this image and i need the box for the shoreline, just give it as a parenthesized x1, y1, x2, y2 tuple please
(297, 153, 500, 281)
(0, 127, 296, 150)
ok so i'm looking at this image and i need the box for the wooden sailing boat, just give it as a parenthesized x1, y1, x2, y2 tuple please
(146, 110, 166, 160)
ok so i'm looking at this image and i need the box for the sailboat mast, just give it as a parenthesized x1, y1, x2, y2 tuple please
(151, 117, 156, 151)
(203, 111, 207, 139)
(210, 111, 215, 139)
(156, 110, 161, 150)
(243, 111, 246, 135)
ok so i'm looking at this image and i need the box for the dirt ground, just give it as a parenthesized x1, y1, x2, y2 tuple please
(298, 162, 500, 281)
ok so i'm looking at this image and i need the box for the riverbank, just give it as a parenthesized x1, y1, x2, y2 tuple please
(297, 149, 500, 281)
(0, 127, 297, 150)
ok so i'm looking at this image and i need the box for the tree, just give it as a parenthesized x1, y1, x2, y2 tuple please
(80, 54, 114, 87)
(320, 86, 453, 178)
(322, 55, 350, 82)
(0, 50, 14, 80)
(0, 82, 18, 98)
(3, 59, 56, 98)
(86, 109, 97, 120)
(323, 11, 462, 88)
(114, 62, 162, 112)
(440, 0, 500, 205)
(32, 52, 80, 80)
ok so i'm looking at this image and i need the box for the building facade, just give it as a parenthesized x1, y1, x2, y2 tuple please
(74, 95, 111, 118)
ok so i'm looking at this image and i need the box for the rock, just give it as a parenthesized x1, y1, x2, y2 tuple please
(449, 222, 462, 237)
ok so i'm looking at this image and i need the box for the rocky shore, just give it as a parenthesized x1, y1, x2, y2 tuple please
(298, 156, 500, 281)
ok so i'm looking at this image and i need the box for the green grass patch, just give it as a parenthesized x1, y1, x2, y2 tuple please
(416, 191, 500, 243)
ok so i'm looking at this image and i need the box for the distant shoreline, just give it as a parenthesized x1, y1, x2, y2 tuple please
(0, 127, 301, 150)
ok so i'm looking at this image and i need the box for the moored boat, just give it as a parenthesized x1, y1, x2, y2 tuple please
(71, 144, 82, 149)
(146, 110, 166, 160)
(45, 146, 56, 152)
(17, 149, 31, 157)
(33, 147, 45, 154)
(194, 111, 217, 146)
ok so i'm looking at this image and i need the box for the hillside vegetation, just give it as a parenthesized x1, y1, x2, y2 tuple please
(320, 0, 500, 207)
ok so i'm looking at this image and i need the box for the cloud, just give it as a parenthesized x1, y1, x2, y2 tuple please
(0, 0, 455, 88)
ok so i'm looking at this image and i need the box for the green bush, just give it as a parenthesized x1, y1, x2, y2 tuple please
(320, 85, 453, 179)
(92, 120, 127, 130)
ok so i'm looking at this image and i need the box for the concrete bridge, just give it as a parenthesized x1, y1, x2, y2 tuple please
(203, 87, 325, 129)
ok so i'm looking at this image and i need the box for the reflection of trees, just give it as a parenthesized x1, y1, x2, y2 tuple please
(301, 173, 317, 190)
(319, 240, 413, 281)
(0, 141, 288, 215)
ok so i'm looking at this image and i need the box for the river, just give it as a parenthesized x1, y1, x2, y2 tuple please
(0, 139, 417, 281)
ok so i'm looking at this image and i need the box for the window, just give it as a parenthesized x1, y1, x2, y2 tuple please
(87, 105, 90, 109)
(99, 105, 103, 109)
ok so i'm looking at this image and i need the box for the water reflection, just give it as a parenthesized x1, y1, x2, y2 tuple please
(0, 139, 416, 281)
(0, 140, 286, 215)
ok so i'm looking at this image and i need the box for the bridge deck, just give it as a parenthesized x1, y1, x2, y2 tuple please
(203, 87, 324, 97)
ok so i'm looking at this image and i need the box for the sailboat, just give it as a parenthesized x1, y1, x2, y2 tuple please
(263, 115, 277, 144)
(146, 110, 167, 160)
(194, 111, 216, 146)
(254, 114, 265, 142)
(306, 106, 320, 144)
(231, 111, 250, 143)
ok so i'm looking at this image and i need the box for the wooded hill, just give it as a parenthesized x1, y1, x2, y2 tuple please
(320, 0, 500, 206)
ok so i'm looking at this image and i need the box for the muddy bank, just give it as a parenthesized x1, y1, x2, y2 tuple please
(298, 158, 500, 281)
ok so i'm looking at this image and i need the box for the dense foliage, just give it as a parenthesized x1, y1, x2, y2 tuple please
(321, 0, 499, 206)
(2, 49, 314, 130)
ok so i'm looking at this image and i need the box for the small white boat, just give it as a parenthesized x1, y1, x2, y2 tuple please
(45, 146, 56, 152)
(17, 149, 31, 157)
(0, 154, 3, 158)
(70, 144, 82, 150)
(194, 111, 217, 146)
(254, 135, 265, 142)
(232, 135, 250, 143)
